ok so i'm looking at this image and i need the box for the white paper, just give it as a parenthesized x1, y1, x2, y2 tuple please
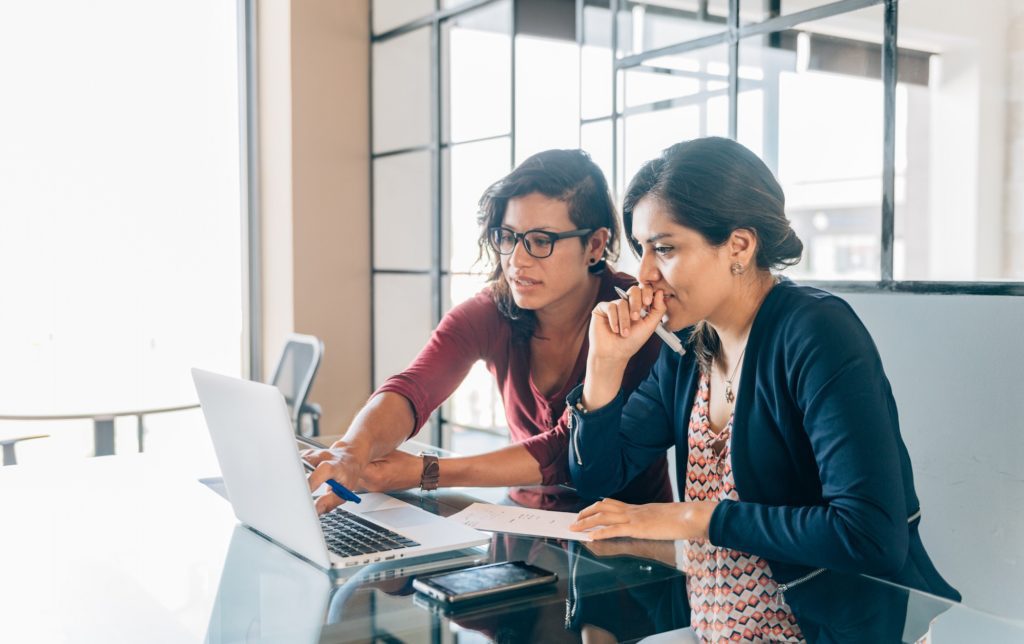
(448, 502, 595, 542)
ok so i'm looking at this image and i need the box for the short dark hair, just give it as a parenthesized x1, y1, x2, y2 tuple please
(476, 149, 620, 341)
(622, 137, 803, 371)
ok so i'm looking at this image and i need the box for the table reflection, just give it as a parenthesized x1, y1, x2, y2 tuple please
(204, 487, 1019, 644)
(206, 525, 331, 644)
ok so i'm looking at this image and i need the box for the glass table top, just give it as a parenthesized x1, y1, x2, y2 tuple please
(1, 451, 1021, 643)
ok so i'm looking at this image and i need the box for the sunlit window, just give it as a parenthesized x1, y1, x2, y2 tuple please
(371, 0, 1023, 450)
(0, 0, 245, 463)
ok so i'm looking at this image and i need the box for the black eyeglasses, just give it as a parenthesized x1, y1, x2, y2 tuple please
(488, 226, 593, 259)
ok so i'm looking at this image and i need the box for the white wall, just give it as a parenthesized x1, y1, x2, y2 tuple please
(844, 291, 1024, 618)
(898, 0, 1010, 280)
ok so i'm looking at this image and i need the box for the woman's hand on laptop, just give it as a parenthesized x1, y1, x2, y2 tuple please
(303, 445, 366, 514)
(359, 450, 422, 492)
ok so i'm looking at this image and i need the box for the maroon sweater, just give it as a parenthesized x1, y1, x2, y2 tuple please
(374, 269, 673, 508)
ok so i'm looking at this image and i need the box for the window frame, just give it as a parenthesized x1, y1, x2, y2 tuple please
(241, 0, 263, 380)
(612, 0, 1022, 295)
(367, 0, 1024, 444)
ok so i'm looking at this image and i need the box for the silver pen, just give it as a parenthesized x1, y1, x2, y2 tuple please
(613, 286, 686, 356)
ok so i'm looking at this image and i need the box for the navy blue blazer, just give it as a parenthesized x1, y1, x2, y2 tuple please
(567, 279, 960, 601)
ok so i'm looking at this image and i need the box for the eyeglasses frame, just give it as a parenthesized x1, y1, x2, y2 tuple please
(487, 226, 594, 259)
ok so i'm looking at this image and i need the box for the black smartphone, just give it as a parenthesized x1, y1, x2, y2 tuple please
(412, 561, 558, 604)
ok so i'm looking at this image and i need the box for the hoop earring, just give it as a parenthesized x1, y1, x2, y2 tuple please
(730, 262, 745, 275)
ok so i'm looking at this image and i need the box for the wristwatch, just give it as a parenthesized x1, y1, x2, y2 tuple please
(419, 451, 440, 491)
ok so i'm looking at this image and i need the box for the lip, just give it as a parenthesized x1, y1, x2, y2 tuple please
(508, 274, 542, 290)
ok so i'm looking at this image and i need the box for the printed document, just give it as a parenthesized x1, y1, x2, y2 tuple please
(449, 502, 595, 542)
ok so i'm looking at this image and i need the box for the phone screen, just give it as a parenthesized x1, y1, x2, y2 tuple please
(414, 561, 557, 603)
(427, 562, 547, 595)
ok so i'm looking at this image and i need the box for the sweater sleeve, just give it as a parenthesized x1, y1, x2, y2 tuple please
(521, 336, 663, 486)
(519, 408, 573, 485)
(708, 297, 910, 577)
(374, 293, 498, 437)
(567, 344, 677, 497)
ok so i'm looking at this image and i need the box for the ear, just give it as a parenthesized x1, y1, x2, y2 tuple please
(587, 227, 610, 261)
(727, 228, 758, 266)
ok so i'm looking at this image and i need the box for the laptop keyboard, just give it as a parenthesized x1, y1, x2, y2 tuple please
(320, 509, 420, 558)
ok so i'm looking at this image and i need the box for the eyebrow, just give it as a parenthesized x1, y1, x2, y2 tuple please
(501, 225, 556, 232)
(642, 232, 674, 244)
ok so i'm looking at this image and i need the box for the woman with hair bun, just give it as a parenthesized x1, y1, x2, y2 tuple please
(567, 137, 959, 641)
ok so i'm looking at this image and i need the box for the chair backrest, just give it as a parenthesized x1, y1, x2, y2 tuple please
(269, 334, 323, 430)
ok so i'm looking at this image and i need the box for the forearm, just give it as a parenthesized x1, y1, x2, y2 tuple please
(568, 387, 630, 497)
(332, 392, 415, 463)
(439, 443, 543, 488)
(569, 366, 675, 500)
(581, 356, 628, 410)
(709, 498, 908, 577)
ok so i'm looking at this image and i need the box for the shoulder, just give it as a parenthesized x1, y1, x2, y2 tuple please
(766, 280, 872, 347)
(754, 280, 882, 388)
(440, 287, 506, 335)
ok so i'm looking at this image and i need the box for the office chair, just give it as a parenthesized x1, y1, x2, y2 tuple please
(270, 334, 324, 438)
(1, 434, 49, 466)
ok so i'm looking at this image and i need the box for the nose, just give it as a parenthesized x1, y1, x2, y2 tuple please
(637, 248, 661, 285)
(508, 236, 534, 267)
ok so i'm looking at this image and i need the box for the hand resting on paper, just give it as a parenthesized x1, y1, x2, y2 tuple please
(570, 498, 718, 541)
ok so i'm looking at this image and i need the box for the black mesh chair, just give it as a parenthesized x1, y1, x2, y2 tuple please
(270, 334, 324, 438)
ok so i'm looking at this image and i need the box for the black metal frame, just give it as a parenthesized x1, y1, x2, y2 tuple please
(369, 0, 518, 447)
(609, 0, 1022, 296)
(367, 0, 1023, 438)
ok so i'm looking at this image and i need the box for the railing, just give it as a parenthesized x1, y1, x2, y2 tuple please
(0, 403, 201, 458)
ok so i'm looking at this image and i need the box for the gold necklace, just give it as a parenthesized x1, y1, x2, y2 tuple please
(717, 277, 773, 404)
(720, 344, 747, 404)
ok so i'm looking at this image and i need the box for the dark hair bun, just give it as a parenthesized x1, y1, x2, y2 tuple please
(623, 136, 803, 271)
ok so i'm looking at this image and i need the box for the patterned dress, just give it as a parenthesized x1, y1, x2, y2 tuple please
(680, 372, 804, 643)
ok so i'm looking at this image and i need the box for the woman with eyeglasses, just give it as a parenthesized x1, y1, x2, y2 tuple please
(304, 149, 671, 512)
(565, 137, 959, 641)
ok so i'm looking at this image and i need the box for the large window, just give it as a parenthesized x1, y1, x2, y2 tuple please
(371, 0, 587, 449)
(0, 0, 250, 462)
(371, 0, 1024, 450)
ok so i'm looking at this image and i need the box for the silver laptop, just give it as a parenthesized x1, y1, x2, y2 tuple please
(191, 368, 489, 572)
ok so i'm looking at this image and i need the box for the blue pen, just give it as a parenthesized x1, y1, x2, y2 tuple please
(302, 459, 362, 504)
(325, 479, 362, 504)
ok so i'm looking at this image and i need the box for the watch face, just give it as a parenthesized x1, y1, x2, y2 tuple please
(421, 453, 440, 490)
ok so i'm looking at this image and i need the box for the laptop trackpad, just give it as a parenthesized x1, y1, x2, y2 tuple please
(363, 506, 443, 529)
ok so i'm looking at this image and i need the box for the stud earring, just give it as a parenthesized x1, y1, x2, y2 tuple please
(730, 262, 745, 275)
(589, 258, 597, 265)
